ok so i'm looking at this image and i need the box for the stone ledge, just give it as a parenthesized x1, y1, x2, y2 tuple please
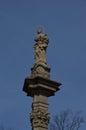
(23, 76, 61, 97)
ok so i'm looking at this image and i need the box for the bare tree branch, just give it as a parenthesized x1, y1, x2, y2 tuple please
(49, 109, 84, 130)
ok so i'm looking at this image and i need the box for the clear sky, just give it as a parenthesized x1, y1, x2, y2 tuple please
(0, 0, 86, 130)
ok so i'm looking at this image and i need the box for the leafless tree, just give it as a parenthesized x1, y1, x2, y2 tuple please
(50, 109, 84, 130)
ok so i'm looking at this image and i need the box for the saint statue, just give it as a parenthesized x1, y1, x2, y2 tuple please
(34, 31, 49, 65)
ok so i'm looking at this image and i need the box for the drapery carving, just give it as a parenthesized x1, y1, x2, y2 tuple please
(34, 31, 49, 65)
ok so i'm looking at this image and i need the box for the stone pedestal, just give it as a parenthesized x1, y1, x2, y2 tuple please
(23, 72, 61, 130)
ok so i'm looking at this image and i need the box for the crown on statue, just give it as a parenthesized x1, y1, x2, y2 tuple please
(34, 30, 49, 44)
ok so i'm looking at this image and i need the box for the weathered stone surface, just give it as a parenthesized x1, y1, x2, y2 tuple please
(30, 110, 50, 129)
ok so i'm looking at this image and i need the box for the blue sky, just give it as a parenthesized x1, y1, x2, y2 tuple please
(0, 0, 86, 130)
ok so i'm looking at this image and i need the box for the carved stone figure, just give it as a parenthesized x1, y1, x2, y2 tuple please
(34, 31, 49, 65)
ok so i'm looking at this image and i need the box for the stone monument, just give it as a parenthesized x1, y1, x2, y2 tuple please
(23, 30, 61, 130)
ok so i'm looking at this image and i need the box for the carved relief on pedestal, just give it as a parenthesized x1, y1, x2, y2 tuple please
(30, 110, 50, 128)
(31, 63, 50, 79)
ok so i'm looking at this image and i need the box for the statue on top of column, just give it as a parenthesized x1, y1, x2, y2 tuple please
(34, 30, 49, 65)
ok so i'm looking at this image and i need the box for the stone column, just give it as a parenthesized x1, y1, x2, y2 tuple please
(23, 31, 61, 130)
